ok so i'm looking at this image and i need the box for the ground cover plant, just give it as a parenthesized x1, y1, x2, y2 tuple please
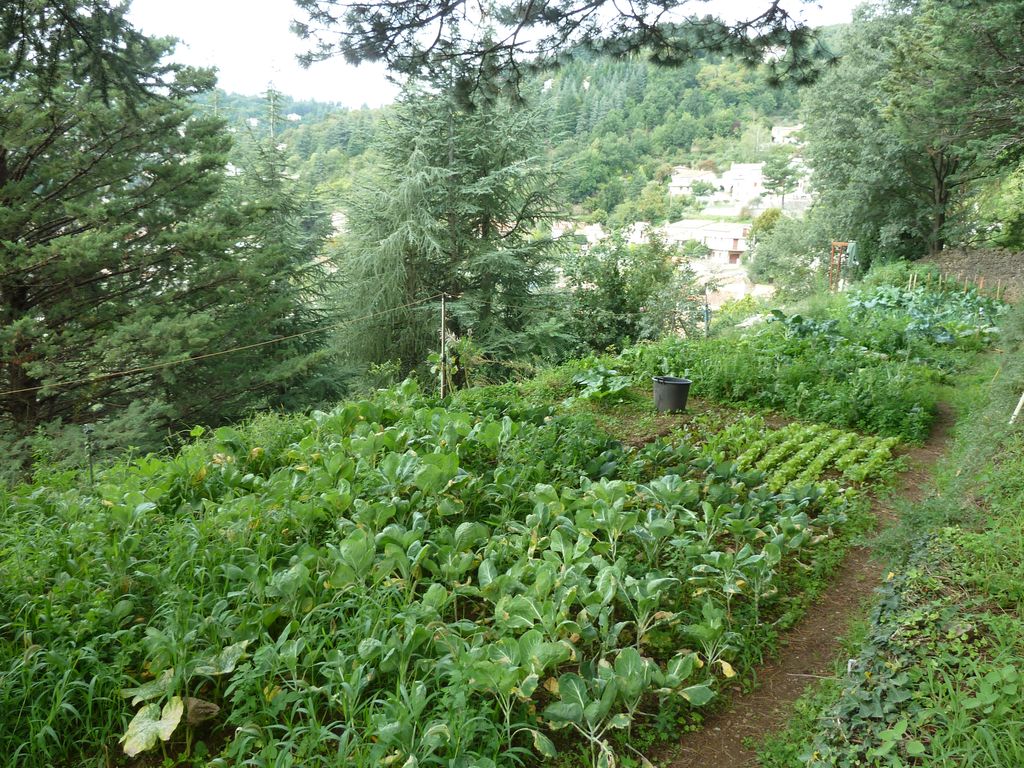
(758, 305, 1024, 768)
(0, 373, 901, 767)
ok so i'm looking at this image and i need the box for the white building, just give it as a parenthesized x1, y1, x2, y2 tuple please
(670, 162, 776, 216)
(771, 124, 804, 145)
(625, 221, 649, 244)
(658, 219, 772, 309)
(551, 220, 607, 244)
(659, 219, 751, 264)
(718, 163, 766, 204)
(668, 167, 718, 197)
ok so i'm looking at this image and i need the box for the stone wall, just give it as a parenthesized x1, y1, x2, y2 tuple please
(924, 249, 1023, 303)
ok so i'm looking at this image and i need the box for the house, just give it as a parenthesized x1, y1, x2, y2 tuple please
(551, 220, 607, 244)
(625, 221, 649, 244)
(770, 124, 804, 145)
(668, 167, 718, 197)
(659, 219, 751, 264)
(670, 162, 771, 214)
(718, 163, 765, 204)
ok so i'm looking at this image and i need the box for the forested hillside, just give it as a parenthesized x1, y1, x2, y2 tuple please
(255, 53, 802, 222)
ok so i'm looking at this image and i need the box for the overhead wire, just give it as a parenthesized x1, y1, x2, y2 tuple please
(0, 293, 445, 398)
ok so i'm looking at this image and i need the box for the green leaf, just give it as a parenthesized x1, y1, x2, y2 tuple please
(194, 640, 249, 676)
(530, 729, 557, 757)
(414, 453, 458, 494)
(269, 562, 309, 598)
(607, 712, 632, 729)
(121, 669, 174, 705)
(478, 558, 497, 587)
(518, 673, 540, 699)
(679, 684, 715, 706)
(120, 697, 184, 757)
(454, 521, 488, 551)
(584, 676, 618, 726)
(544, 673, 588, 724)
(614, 647, 645, 681)
(666, 653, 697, 684)
(906, 740, 927, 757)
(543, 700, 584, 725)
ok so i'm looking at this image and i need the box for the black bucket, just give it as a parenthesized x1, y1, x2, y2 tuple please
(652, 376, 692, 413)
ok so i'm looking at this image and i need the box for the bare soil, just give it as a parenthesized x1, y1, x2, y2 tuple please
(657, 403, 955, 768)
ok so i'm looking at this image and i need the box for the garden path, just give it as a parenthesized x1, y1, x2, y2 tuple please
(655, 403, 954, 768)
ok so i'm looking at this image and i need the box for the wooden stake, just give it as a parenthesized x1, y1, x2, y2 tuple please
(439, 293, 447, 398)
(1011, 391, 1024, 426)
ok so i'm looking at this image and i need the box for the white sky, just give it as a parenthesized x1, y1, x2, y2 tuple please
(127, 0, 853, 108)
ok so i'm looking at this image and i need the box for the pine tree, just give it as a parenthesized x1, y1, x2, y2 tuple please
(175, 87, 348, 425)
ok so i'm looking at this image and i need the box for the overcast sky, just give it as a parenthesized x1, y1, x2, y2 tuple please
(127, 0, 853, 108)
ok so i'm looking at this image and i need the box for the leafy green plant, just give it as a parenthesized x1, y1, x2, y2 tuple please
(571, 364, 636, 404)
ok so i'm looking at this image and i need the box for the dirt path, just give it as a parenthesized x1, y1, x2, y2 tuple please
(661, 404, 955, 768)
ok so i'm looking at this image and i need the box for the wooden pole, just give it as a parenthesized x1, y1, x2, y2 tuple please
(439, 293, 447, 398)
(1011, 391, 1024, 426)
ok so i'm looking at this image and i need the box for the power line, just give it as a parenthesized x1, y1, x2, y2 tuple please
(0, 293, 444, 398)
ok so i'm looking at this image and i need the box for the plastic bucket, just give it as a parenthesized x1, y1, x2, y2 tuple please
(652, 376, 692, 413)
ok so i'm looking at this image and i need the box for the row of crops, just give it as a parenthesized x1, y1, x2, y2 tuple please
(1, 379, 899, 768)
(761, 302, 1024, 768)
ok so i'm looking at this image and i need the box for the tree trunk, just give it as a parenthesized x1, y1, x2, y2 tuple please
(927, 147, 957, 256)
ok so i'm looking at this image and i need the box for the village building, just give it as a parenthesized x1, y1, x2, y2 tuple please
(659, 219, 751, 264)
(770, 123, 804, 145)
(667, 167, 718, 196)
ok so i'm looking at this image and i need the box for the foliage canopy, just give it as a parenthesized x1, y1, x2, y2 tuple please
(292, 0, 833, 99)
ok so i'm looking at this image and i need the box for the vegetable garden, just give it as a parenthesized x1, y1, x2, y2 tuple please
(0, 272, 1005, 767)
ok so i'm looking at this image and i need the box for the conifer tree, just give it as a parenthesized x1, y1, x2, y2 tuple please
(0, 4, 340, 474)
(339, 87, 566, 377)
